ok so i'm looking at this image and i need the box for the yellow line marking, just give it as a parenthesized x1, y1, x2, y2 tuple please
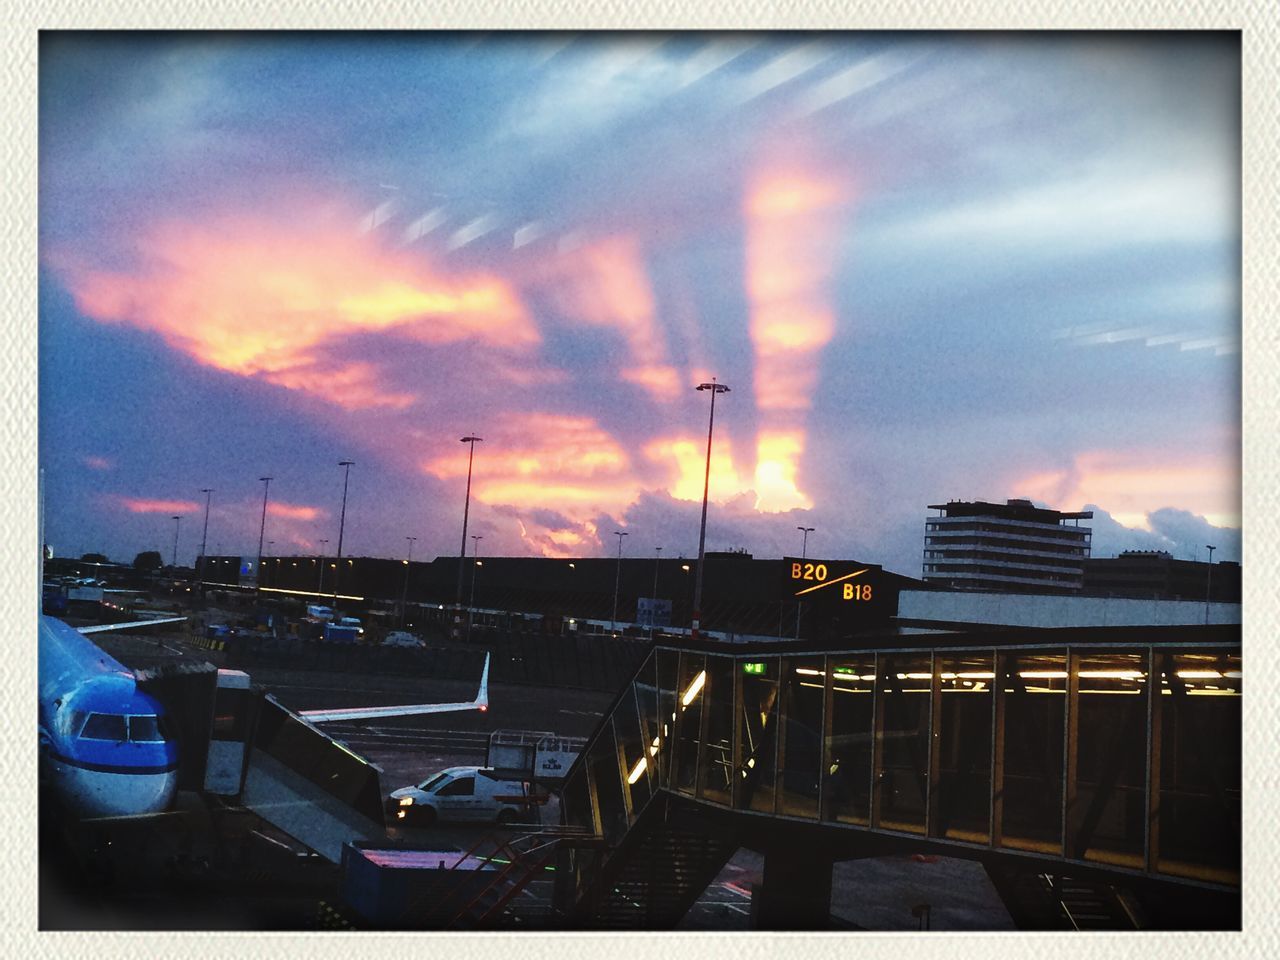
(794, 568, 868, 597)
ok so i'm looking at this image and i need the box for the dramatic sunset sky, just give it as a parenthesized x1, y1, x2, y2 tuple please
(37, 32, 1241, 575)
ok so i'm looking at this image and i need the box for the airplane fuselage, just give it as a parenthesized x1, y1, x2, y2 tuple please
(38, 615, 178, 819)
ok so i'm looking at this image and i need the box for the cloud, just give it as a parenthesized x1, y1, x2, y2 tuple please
(1085, 504, 1240, 563)
(81, 455, 112, 471)
(267, 501, 324, 522)
(110, 496, 199, 514)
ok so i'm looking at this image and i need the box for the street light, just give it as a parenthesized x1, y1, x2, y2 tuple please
(612, 530, 629, 634)
(455, 435, 483, 638)
(333, 459, 354, 606)
(402, 536, 417, 626)
(467, 535, 484, 639)
(198, 488, 212, 595)
(650, 546, 663, 640)
(256, 476, 272, 595)
(317, 539, 329, 595)
(1205, 544, 1216, 624)
(796, 526, 814, 640)
(691, 378, 729, 640)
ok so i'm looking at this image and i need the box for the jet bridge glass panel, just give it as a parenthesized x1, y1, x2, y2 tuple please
(697, 656, 735, 805)
(825, 654, 874, 825)
(614, 682, 651, 817)
(737, 656, 779, 815)
(1157, 650, 1241, 884)
(673, 652, 706, 795)
(936, 652, 994, 843)
(586, 718, 628, 847)
(999, 652, 1066, 854)
(778, 655, 824, 819)
(875, 653, 931, 833)
(1072, 651, 1149, 868)
(655, 648, 680, 787)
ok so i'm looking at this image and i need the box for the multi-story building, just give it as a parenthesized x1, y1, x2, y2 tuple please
(922, 498, 1093, 593)
(1083, 550, 1241, 602)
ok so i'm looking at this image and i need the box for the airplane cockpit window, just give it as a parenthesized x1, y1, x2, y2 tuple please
(127, 715, 165, 742)
(81, 713, 127, 741)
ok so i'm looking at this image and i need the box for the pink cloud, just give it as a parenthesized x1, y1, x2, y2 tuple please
(111, 496, 199, 514)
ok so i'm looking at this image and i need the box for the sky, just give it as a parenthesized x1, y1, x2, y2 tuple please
(37, 31, 1242, 577)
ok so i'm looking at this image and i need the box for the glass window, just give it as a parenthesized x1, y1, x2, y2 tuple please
(1000, 652, 1066, 854)
(826, 655, 875, 825)
(587, 722, 628, 845)
(1157, 651, 1241, 884)
(737, 657, 779, 815)
(673, 653, 706, 794)
(614, 684, 652, 817)
(81, 713, 127, 741)
(698, 657, 735, 805)
(633, 654, 662, 791)
(935, 653, 993, 843)
(419, 772, 450, 791)
(778, 655, 824, 818)
(875, 654, 931, 833)
(437, 776, 475, 797)
(655, 648, 680, 787)
(1072, 651, 1148, 869)
(127, 715, 164, 742)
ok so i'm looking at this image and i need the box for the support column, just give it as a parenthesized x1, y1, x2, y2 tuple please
(750, 846, 834, 929)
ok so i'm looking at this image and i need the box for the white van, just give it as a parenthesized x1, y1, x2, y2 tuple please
(387, 766, 529, 827)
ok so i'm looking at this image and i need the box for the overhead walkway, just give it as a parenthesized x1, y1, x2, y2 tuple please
(550, 623, 1241, 929)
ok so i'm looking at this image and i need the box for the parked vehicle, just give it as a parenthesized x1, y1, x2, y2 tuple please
(387, 766, 530, 826)
(382, 630, 424, 649)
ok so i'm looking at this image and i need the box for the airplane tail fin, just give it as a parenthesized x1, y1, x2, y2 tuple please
(474, 652, 490, 712)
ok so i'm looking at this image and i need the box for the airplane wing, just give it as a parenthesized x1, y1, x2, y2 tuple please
(77, 616, 188, 634)
(299, 652, 490, 723)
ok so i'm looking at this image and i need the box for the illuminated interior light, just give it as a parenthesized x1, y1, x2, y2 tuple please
(627, 757, 647, 785)
(1224, 671, 1242, 679)
(896, 672, 932, 680)
(650, 737, 660, 757)
(799, 682, 824, 690)
(956, 672, 996, 680)
(794, 667, 824, 676)
(1176, 670, 1223, 679)
(1079, 670, 1145, 679)
(746, 757, 756, 769)
(1187, 688, 1239, 697)
(681, 671, 706, 706)
(1019, 670, 1069, 679)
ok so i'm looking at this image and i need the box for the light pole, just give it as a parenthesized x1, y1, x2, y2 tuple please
(650, 546, 663, 639)
(317, 539, 329, 596)
(333, 459, 354, 606)
(691, 378, 729, 639)
(1205, 544, 1216, 624)
(612, 530, 629, 634)
(256, 476, 272, 596)
(455, 435, 483, 637)
(267, 540, 274, 558)
(401, 536, 417, 626)
(796, 526, 814, 639)
(198, 488, 212, 595)
(170, 515, 182, 572)
(468, 535, 483, 640)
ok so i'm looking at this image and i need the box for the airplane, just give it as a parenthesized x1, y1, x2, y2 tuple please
(38, 611, 491, 821)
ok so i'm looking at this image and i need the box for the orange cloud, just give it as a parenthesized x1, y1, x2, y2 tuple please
(111, 496, 199, 514)
(1014, 449, 1240, 529)
(82, 455, 113, 471)
(643, 434, 745, 503)
(48, 201, 538, 405)
(532, 236, 680, 401)
(264, 361, 416, 411)
(423, 413, 637, 517)
(267, 502, 324, 522)
(743, 159, 849, 511)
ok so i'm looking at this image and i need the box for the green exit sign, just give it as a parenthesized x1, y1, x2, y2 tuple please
(743, 662, 767, 675)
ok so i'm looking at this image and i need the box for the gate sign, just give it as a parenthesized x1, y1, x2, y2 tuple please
(786, 557, 881, 605)
(636, 597, 672, 628)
